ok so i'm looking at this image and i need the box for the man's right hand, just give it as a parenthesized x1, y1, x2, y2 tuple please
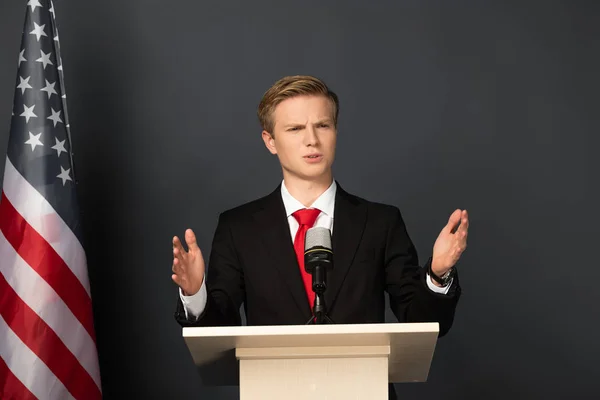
(172, 228, 205, 296)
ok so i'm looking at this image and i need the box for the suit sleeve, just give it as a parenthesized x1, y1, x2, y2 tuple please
(384, 207, 461, 337)
(174, 212, 245, 327)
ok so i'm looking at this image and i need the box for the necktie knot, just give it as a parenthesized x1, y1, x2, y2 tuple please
(292, 208, 321, 228)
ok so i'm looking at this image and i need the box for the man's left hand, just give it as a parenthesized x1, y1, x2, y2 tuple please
(431, 209, 469, 280)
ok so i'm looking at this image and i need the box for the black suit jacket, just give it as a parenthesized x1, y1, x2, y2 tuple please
(175, 182, 461, 335)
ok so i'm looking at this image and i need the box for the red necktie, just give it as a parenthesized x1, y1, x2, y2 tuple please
(292, 208, 321, 309)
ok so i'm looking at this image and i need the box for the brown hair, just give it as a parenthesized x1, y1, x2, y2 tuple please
(257, 75, 339, 134)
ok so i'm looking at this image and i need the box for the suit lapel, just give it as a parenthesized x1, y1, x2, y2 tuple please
(253, 186, 313, 320)
(327, 184, 367, 312)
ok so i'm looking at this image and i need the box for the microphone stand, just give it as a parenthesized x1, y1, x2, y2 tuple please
(305, 265, 335, 325)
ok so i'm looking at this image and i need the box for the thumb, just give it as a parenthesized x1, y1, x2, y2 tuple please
(445, 209, 462, 233)
(185, 228, 199, 251)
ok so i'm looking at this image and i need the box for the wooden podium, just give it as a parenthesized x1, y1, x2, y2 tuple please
(183, 322, 439, 399)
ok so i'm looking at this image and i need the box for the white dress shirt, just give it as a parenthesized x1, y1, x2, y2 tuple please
(180, 180, 451, 319)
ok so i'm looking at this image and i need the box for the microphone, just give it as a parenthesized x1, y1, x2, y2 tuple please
(304, 227, 335, 324)
(304, 227, 333, 293)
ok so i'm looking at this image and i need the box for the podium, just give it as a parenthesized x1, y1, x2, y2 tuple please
(183, 322, 439, 400)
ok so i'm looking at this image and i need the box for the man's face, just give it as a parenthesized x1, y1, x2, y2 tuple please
(262, 95, 337, 182)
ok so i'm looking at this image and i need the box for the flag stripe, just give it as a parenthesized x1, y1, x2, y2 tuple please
(0, 355, 38, 400)
(0, 273, 101, 400)
(0, 314, 74, 400)
(2, 158, 90, 296)
(0, 230, 101, 389)
(0, 191, 96, 342)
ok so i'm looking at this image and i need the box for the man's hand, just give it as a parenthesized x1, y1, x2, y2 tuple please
(171, 228, 205, 296)
(431, 209, 469, 281)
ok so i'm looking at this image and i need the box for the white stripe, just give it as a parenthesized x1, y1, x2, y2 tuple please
(2, 158, 90, 296)
(0, 314, 75, 400)
(0, 230, 102, 390)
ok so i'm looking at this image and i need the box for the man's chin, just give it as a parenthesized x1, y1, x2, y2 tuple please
(283, 167, 331, 182)
(298, 170, 333, 182)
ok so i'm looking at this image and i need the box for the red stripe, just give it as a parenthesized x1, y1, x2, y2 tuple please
(0, 191, 96, 342)
(0, 273, 101, 400)
(0, 355, 38, 400)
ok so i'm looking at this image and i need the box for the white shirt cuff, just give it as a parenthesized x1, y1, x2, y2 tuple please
(426, 273, 451, 295)
(179, 279, 207, 320)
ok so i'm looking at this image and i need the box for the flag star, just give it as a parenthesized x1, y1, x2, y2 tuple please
(25, 132, 44, 151)
(36, 50, 53, 69)
(28, 0, 42, 12)
(18, 50, 27, 66)
(57, 166, 72, 186)
(17, 76, 33, 94)
(50, 2, 56, 18)
(30, 22, 48, 42)
(41, 79, 58, 99)
(47, 108, 63, 127)
(54, 32, 59, 42)
(20, 104, 37, 123)
(52, 137, 67, 157)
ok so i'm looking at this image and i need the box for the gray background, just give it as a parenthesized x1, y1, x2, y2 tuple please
(1, 0, 599, 399)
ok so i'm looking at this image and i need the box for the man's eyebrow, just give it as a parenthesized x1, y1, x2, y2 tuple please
(282, 119, 333, 128)
(283, 122, 305, 128)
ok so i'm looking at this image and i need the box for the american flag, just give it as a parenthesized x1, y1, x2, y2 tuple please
(0, 1, 102, 399)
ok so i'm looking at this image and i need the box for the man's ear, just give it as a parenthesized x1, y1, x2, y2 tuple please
(261, 130, 277, 155)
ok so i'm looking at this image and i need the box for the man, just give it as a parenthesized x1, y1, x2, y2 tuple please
(172, 74, 466, 344)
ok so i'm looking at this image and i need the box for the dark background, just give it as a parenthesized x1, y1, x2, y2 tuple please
(1, 1, 598, 399)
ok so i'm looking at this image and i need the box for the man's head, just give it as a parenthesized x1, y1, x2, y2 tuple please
(258, 75, 339, 184)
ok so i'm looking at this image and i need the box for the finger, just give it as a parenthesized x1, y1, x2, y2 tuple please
(460, 210, 469, 231)
(172, 236, 187, 268)
(445, 209, 462, 233)
(185, 229, 199, 252)
(173, 235, 187, 253)
(173, 235, 188, 258)
(456, 211, 469, 237)
(171, 273, 183, 287)
(172, 256, 183, 274)
(173, 245, 186, 267)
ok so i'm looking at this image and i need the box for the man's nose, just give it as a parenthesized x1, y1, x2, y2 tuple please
(304, 126, 318, 146)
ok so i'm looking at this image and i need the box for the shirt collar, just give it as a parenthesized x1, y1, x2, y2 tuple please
(280, 179, 337, 218)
